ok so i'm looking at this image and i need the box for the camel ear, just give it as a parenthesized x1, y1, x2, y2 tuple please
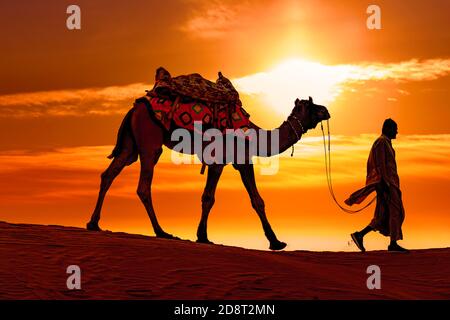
(309, 96, 313, 103)
(295, 98, 300, 106)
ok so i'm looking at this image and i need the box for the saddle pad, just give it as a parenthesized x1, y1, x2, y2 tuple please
(143, 95, 250, 133)
(153, 67, 241, 105)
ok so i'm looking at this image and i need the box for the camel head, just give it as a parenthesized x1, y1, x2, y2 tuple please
(291, 97, 330, 131)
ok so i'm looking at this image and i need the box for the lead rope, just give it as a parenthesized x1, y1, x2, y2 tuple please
(321, 120, 376, 214)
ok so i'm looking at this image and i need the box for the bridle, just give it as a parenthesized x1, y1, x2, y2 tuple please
(320, 120, 376, 214)
(287, 114, 305, 157)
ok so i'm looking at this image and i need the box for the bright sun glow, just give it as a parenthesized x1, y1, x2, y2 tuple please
(233, 57, 450, 115)
(233, 59, 355, 114)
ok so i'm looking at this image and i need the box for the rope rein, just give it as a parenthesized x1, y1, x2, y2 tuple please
(320, 120, 376, 214)
(288, 115, 305, 157)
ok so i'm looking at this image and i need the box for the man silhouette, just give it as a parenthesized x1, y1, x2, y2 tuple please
(346, 119, 408, 252)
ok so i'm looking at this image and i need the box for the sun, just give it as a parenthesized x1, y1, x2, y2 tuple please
(233, 58, 354, 115)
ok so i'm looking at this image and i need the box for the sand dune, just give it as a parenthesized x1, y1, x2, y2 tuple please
(0, 221, 448, 300)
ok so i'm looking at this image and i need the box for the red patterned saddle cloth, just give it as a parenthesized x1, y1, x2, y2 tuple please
(143, 93, 250, 133)
(142, 67, 250, 133)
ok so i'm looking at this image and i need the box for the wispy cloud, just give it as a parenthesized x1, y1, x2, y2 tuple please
(0, 83, 147, 118)
(1, 58, 449, 118)
(233, 58, 450, 113)
(345, 59, 450, 82)
(0, 134, 449, 203)
(180, 1, 242, 39)
(179, 0, 306, 40)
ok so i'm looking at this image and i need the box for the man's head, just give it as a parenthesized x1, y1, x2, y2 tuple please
(382, 118, 398, 139)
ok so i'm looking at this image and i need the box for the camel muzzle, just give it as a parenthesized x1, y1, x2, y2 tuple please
(321, 108, 331, 121)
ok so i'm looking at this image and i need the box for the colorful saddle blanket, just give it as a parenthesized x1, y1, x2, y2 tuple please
(143, 93, 250, 133)
(142, 67, 250, 133)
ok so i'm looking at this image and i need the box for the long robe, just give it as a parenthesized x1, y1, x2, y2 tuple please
(345, 135, 405, 241)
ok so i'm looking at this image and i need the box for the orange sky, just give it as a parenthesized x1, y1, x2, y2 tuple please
(0, 0, 449, 251)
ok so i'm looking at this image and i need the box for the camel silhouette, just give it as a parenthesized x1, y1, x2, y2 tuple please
(87, 96, 330, 250)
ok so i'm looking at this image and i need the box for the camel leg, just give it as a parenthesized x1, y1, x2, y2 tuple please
(132, 102, 177, 239)
(87, 128, 136, 231)
(136, 150, 177, 238)
(87, 156, 128, 230)
(235, 164, 287, 250)
(196, 164, 225, 244)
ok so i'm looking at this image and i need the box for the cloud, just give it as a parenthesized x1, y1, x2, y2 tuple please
(345, 59, 450, 82)
(233, 58, 450, 113)
(179, 0, 308, 40)
(179, 1, 241, 39)
(1, 58, 449, 118)
(0, 83, 147, 118)
(0, 134, 449, 203)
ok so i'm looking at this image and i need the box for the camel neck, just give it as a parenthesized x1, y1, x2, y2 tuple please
(251, 120, 302, 157)
(278, 120, 303, 154)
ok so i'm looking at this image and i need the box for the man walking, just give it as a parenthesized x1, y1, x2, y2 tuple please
(346, 119, 408, 252)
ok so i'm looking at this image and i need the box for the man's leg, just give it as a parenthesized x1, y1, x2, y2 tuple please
(351, 225, 373, 252)
(388, 237, 409, 252)
(351, 227, 367, 252)
(352, 182, 392, 252)
(387, 188, 408, 252)
(359, 225, 374, 236)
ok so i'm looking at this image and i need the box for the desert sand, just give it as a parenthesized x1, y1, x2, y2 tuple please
(0, 221, 448, 300)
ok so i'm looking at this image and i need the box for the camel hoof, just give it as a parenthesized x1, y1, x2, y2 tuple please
(156, 232, 180, 240)
(196, 238, 214, 245)
(269, 241, 287, 251)
(86, 221, 102, 231)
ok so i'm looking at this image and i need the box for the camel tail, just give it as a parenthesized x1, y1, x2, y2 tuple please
(107, 107, 138, 165)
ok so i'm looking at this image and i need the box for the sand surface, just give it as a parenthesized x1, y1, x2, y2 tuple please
(0, 221, 448, 299)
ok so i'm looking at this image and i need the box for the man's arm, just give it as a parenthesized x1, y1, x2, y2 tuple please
(373, 138, 391, 188)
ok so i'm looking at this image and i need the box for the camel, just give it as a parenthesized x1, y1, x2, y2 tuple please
(87, 96, 330, 250)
